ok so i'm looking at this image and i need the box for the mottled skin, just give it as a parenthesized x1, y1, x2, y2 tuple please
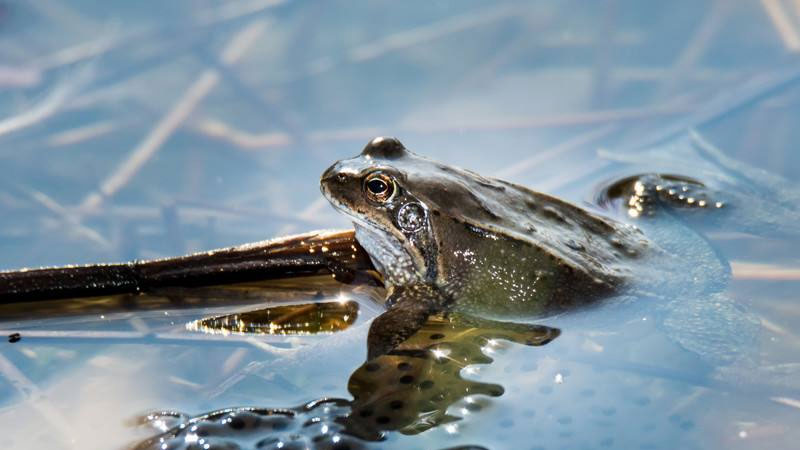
(321, 137, 648, 357)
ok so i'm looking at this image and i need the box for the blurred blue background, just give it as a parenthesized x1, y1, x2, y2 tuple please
(2, 0, 799, 269)
(3, 1, 800, 449)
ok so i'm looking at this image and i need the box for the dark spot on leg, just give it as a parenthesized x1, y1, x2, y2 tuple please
(542, 206, 567, 223)
(365, 362, 380, 372)
(396, 362, 412, 371)
(376, 416, 391, 424)
(271, 420, 289, 430)
(420, 380, 434, 389)
(359, 409, 373, 418)
(399, 375, 414, 384)
(431, 392, 447, 403)
(430, 333, 445, 340)
(228, 417, 245, 430)
(389, 400, 403, 410)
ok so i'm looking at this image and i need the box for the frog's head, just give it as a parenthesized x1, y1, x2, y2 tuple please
(321, 137, 437, 287)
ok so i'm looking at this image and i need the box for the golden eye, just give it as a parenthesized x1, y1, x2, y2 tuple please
(363, 172, 395, 203)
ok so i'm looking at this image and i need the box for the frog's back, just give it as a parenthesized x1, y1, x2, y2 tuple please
(400, 156, 648, 286)
(330, 138, 653, 316)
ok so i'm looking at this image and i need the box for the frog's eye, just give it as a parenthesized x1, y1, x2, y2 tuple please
(363, 172, 396, 203)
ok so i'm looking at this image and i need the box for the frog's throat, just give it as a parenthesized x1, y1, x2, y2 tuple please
(353, 223, 425, 288)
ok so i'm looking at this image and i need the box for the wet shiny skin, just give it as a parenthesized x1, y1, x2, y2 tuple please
(320, 137, 649, 320)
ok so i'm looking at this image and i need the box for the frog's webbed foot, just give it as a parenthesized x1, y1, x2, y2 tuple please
(367, 284, 445, 360)
(598, 173, 724, 219)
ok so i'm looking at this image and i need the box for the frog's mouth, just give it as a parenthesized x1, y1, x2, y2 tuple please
(321, 191, 424, 288)
(352, 222, 421, 285)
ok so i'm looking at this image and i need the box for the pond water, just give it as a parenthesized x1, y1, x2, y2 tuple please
(2, 1, 800, 449)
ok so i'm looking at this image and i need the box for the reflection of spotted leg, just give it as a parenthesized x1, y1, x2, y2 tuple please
(349, 311, 560, 438)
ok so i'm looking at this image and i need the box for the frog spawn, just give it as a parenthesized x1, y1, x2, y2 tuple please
(133, 400, 364, 450)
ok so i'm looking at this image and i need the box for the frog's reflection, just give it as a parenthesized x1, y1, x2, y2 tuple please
(186, 300, 360, 336)
(135, 302, 559, 449)
(345, 313, 558, 439)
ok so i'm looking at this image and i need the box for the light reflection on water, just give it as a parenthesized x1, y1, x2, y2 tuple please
(2, 0, 800, 449)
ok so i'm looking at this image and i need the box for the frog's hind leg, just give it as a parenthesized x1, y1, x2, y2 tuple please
(599, 172, 733, 295)
(601, 130, 800, 237)
(598, 172, 726, 219)
(366, 284, 445, 360)
(366, 285, 561, 360)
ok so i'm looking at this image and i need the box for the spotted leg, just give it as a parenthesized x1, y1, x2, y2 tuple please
(366, 284, 445, 360)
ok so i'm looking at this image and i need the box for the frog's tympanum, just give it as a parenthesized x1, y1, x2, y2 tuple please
(320, 136, 646, 358)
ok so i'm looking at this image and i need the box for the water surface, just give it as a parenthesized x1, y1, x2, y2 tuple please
(2, 1, 800, 449)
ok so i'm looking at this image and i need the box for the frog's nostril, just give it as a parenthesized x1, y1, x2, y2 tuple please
(336, 173, 347, 183)
(320, 164, 339, 183)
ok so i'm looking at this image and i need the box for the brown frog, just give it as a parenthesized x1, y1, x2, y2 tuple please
(134, 134, 770, 450)
(320, 137, 648, 358)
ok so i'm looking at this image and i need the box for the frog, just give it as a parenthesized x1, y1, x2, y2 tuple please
(319, 136, 736, 360)
(134, 134, 780, 450)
